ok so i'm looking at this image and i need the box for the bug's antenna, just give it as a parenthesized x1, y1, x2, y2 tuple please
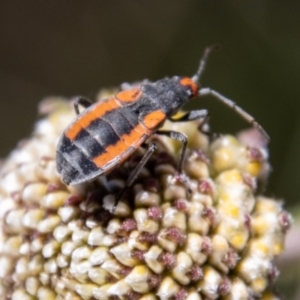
(192, 44, 220, 84)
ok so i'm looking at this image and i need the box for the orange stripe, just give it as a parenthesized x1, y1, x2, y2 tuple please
(65, 98, 121, 141)
(93, 98, 121, 118)
(65, 122, 82, 141)
(92, 150, 115, 168)
(93, 124, 149, 168)
(115, 88, 142, 103)
(121, 124, 150, 146)
(142, 110, 166, 129)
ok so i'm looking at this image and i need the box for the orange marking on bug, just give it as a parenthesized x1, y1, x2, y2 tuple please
(92, 124, 149, 168)
(65, 98, 121, 140)
(142, 110, 166, 130)
(65, 122, 83, 141)
(93, 151, 115, 168)
(78, 111, 97, 129)
(121, 124, 150, 146)
(93, 98, 121, 118)
(180, 77, 199, 97)
(117, 146, 136, 165)
(116, 88, 142, 103)
(133, 122, 149, 134)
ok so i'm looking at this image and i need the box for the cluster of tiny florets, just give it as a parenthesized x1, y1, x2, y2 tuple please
(0, 96, 291, 300)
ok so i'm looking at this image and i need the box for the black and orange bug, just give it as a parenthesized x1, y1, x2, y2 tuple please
(56, 46, 269, 210)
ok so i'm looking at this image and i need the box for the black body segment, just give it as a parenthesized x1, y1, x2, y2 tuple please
(101, 109, 135, 138)
(56, 135, 100, 184)
(85, 117, 120, 147)
(73, 129, 106, 158)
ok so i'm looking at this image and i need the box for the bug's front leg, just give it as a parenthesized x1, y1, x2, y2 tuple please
(73, 97, 93, 115)
(170, 109, 213, 137)
(199, 88, 270, 141)
(170, 109, 208, 122)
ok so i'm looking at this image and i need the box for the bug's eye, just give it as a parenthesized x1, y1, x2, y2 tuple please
(179, 77, 199, 98)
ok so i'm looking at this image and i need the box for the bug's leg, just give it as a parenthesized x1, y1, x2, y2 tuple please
(73, 97, 93, 115)
(112, 143, 157, 213)
(170, 110, 214, 138)
(199, 88, 270, 141)
(157, 130, 187, 174)
(157, 130, 192, 193)
(196, 113, 214, 138)
(170, 109, 208, 122)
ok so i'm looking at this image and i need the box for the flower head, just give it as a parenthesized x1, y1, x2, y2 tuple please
(0, 95, 291, 299)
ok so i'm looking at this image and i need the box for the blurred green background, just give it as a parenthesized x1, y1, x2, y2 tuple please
(0, 1, 299, 297)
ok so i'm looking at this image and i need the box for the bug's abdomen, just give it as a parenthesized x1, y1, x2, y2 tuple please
(56, 98, 151, 185)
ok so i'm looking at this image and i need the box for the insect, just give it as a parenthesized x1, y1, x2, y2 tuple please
(56, 46, 269, 210)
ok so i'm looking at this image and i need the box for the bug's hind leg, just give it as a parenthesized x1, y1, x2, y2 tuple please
(73, 97, 93, 115)
(112, 143, 157, 213)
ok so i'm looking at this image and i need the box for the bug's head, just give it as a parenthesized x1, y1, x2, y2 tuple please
(179, 77, 199, 99)
(178, 45, 219, 102)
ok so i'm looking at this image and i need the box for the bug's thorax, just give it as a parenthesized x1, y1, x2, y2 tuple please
(140, 76, 199, 119)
